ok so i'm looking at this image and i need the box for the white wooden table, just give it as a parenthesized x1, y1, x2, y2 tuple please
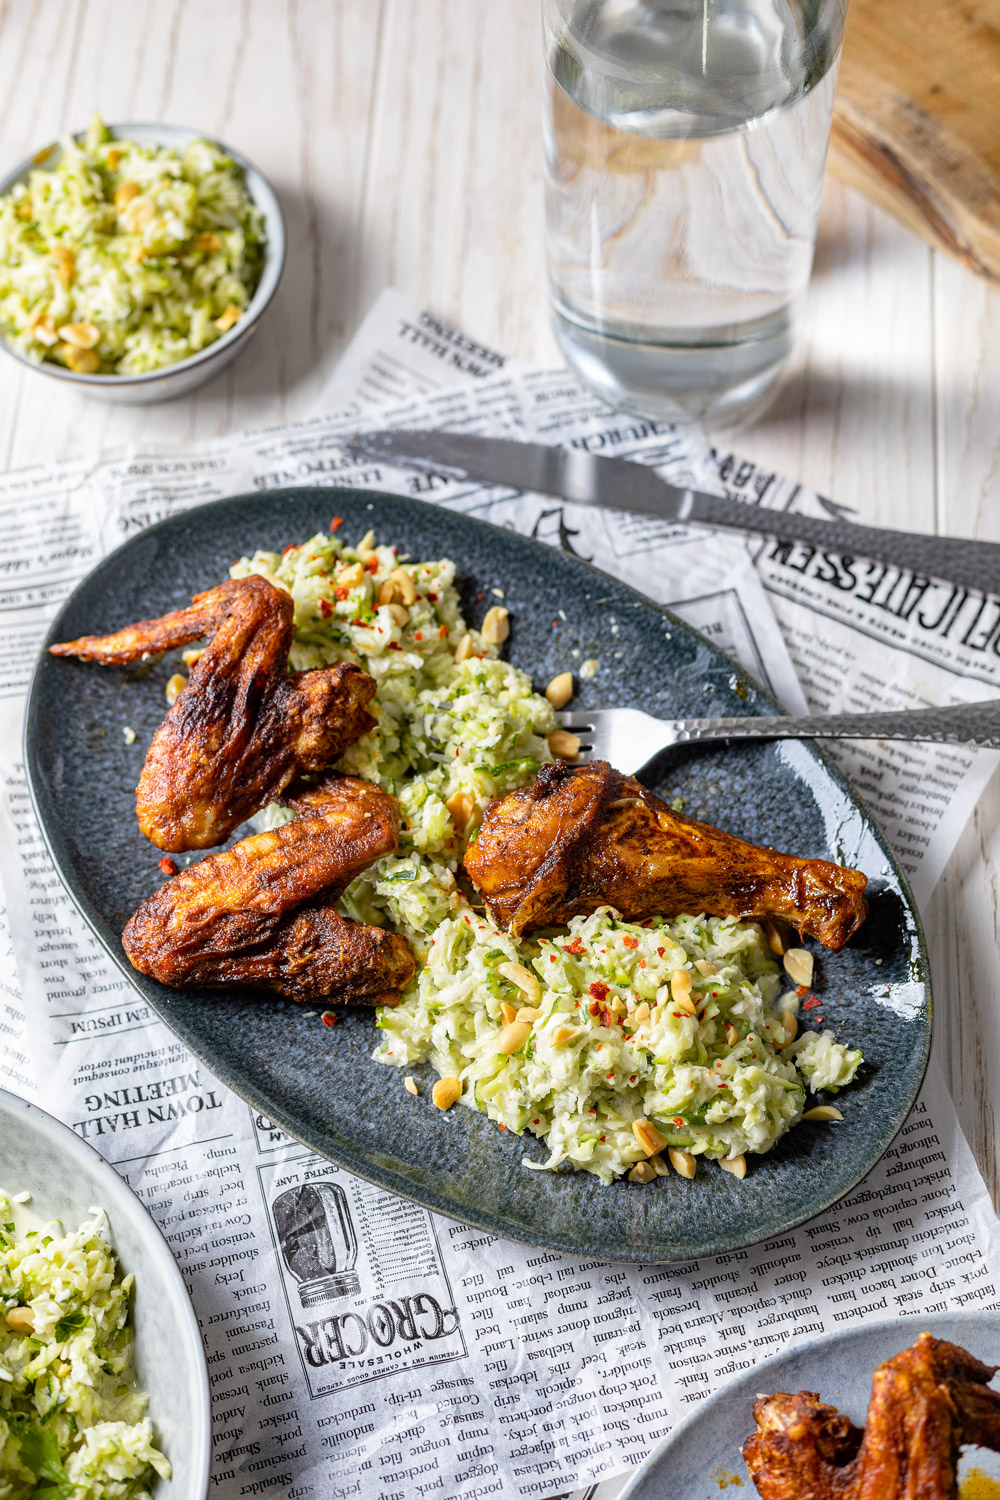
(2, 0, 998, 1210)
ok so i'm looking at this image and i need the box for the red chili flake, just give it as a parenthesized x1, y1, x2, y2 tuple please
(639, 958, 647, 969)
(427, 592, 439, 602)
(803, 995, 822, 1010)
(319, 598, 333, 618)
(533, 1118, 540, 1125)
(622, 936, 638, 951)
(719, 1082, 729, 1089)
(388, 642, 401, 650)
(600, 1010, 615, 1028)
(499, 1123, 506, 1132)
(563, 937, 586, 956)
(365, 555, 379, 574)
(552, 620, 558, 628)
(330, 516, 344, 531)
(281, 543, 296, 557)
(352, 618, 366, 628)
(415, 631, 424, 641)
(814, 1016, 824, 1025)
(673, 1116, 685, 1127)
(321, 1011, 338, 1027)
(334, 585, 349, 601)
(588, 1000, 601, 1017)
(158, 856, 178, 876)
(796, 984, 810, 998)
(606, 1071, 615, 1080)
(589, 1108, 596, 1115)
(600, 1134, 606, 1142)
(589, 981, 609, 1002)
(436, 624, 447, 638)
(657, 947, 665, 958)
(548, 954, 557, 963)
(477, 592, 483, 600)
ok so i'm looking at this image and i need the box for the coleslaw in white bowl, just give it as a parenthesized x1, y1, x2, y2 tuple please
(0, 115, 284, 402)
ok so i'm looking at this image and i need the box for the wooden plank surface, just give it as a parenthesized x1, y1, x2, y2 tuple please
(829, 0, 1000, 283)
(0, 0, 998, 1208)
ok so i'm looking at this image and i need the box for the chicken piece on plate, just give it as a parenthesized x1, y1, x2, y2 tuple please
(464, 759, 868, 950)
(122, 775, 414, 1005)
(742, 1333, 1000, 1500)
(50, 575, 377, 851)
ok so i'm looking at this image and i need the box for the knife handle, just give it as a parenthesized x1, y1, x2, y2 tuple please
(673, 697, 1000, 750)
(691, 492, 1000, 599)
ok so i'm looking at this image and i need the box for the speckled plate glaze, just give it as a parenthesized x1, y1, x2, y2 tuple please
(618, 1312, 1000, 1498)
(25, 487, 930, 1263)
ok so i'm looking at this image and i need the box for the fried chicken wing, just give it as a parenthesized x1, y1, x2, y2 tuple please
(742, 1334, 1000, 1500)
(463, 760, 868, 949)
(50, 576, 377, 851)
(122, 775, 414, 1005)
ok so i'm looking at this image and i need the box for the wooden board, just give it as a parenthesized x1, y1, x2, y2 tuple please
(829, 0, 1000, 283)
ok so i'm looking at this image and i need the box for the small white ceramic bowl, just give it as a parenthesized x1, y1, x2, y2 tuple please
(0, 1088, 211, 1499)
(0, 121, 286, 403)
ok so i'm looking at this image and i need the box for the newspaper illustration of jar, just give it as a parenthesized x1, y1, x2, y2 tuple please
(272, 1181, 360, 1304)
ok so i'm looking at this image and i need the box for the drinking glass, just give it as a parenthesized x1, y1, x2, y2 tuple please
(542, 0, 848, 428)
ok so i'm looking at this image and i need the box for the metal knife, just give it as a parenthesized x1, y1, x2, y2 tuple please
(345, 429, 1000, 597)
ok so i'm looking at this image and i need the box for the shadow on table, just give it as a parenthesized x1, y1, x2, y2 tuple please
(186, 182, 358, 412)
(748, 363, 935, 454)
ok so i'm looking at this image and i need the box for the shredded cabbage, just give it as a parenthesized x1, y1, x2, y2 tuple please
(0, 113, 264, 375)
(231, 530, 863, 1183)
(0, 1198, 170, 1500)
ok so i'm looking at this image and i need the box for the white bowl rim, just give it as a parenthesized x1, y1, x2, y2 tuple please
(0, 1085, 211, 1499)
(0, 119, 286, 387)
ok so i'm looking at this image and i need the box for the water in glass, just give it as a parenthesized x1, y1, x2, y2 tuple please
(544, 0, 845, 427)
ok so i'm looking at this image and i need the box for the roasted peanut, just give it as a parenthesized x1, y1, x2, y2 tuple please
(545, 672, 573, 709)
(432, 1077, 462, 1109)
(632, 1119, 667, 1156)
(481, 605, 509, 645)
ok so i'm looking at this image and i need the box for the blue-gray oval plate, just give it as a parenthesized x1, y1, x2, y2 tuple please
(618, 1312, 999, 1498)
(24, 487, 930, 1262)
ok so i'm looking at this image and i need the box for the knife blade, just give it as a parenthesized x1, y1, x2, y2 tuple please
(345, 429, 1000, 598)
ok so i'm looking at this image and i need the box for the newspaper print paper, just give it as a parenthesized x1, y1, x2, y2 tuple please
(0, 290, 998, 1500)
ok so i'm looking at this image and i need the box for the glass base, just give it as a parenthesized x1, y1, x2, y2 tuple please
(551, 304, 793, 431)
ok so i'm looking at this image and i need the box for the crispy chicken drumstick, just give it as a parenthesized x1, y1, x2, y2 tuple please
(123, 775, 414, 1005)
(50, 576, 377, 851)
(742, 1333, 1000, 1499)
(464, 760, 868, 950)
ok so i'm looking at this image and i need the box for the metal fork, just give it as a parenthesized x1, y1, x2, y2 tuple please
(556, 698, 1000, 778)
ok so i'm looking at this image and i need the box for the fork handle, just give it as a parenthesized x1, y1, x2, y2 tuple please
(672, 697, 1000, 749)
